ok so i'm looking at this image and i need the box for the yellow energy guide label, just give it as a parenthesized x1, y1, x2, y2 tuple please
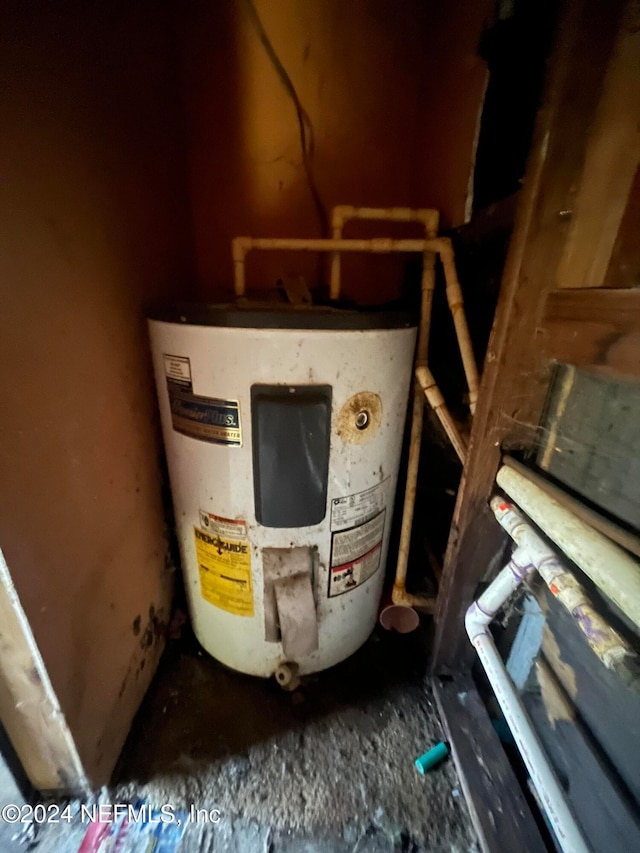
(194, 527, 254, 617)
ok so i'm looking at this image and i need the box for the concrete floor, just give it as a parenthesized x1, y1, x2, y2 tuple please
(111, 622, 478, 852)
(0, 622, 477, 853)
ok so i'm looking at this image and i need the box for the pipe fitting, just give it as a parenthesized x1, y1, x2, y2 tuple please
(465, 600, 491, 642)
(492, 497, 577, 569)
(492, 491, 640, 685)
(232, 236, 251, 260)
(496, 466, 640, 630)
(391, 582, 436, 612)
(415, 366, 468, 464)
(416, 366, 443, 409)
(331, 205, 350, 230)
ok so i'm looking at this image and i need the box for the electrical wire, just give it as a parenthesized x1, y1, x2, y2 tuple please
(240, 0, 329, 237)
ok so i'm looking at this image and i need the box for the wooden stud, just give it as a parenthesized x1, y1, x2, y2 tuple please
(0, 551, 89, 793)
(433, 674, 547, 853)
(555, 2, 640, 290)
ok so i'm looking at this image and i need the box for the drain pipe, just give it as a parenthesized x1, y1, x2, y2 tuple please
(468, 494, 640, 851)
(466, 556, 590, 853)
(466, 515, 592, 852)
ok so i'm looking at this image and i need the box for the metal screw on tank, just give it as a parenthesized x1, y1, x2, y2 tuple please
(355, 410, 369, 430)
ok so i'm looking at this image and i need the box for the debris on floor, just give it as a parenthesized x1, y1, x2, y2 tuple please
(0, 627, 478, 853)
(414, 742, 450, 775)
(112, 625, 478, 852)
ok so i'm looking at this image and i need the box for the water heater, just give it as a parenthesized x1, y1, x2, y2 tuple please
(149, 304, 416, 679)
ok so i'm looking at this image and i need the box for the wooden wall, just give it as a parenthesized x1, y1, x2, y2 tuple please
(0, 0, 494, 790)
(178, 0, 491, 302)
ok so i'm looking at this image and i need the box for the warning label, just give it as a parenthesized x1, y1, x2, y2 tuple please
(331, 480, 388, 532)
(329, 510, 386, 598)
(199, 510, 247, 540)
(163, 353, 192, 391)
(194, 528, 254, 616)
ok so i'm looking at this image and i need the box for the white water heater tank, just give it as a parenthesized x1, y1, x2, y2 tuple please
(148, 305, 416, 677)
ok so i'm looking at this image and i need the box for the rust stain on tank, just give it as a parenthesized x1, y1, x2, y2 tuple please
(337, 391, 382, 444)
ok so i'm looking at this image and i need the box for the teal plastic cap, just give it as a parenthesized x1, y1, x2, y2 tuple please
(415, 741, 449, 774)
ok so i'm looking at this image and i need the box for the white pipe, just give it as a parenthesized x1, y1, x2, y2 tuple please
(232, 234, 479, 418)
(415, 365, 467, 464)
(325, 207, 441, 612)
(230, 228, 480, 611)
(329, 205, 440, 300)
(492, 497, 640, 680)
(233, 236, 439, 299)
(496, 465, 640, 630)
(466, 552, 590, 853)
(502, 457, 640, 559)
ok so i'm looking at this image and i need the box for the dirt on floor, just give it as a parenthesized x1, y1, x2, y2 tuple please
(111, 621, 478, 852)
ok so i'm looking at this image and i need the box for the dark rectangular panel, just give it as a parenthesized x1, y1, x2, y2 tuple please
(538, 365, 640, 529)
(252, 385, 331, 528)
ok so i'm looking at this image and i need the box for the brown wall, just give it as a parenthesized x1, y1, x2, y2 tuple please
(0, 1, 192, 785)
(179, 0, 490, 302)
(0, 0, 490, 789)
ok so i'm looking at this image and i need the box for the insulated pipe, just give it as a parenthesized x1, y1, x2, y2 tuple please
(502, 457, 640, 559)
(496, 465, 640, 630)
(466, 566, 590, 853)
(415, 366, 467, 464)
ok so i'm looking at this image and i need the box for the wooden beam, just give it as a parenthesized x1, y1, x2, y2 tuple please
(0, 550, 89, 794)
(555, 2, 640, 289)
(605, 165, 640, 288)
(433, 674, 547, 853)
(539, 288, 640, 378)
(432, 0, 629, 672)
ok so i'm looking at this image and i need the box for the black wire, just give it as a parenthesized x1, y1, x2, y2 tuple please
(240, 0, 329, 237)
